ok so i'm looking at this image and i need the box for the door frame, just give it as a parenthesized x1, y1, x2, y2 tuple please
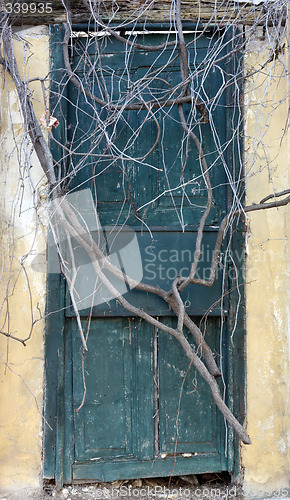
(43, 23, 246, 486)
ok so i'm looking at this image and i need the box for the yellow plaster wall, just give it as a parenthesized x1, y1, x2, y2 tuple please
(0, 24, 289, 497)
(242, 37, 290, 496)
(0, 26, 49, 490)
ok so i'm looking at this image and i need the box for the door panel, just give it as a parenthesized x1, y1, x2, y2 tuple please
(46, 26, 242, 483)
(69, 317, 226, 481)
(71, 318, 155, 463)
(73, 318, 136, 461)
(66, 30, 228, 480)
(68, 33, 228, 228)
(158, 318, 221, 455)
(64, 228, 228, 317)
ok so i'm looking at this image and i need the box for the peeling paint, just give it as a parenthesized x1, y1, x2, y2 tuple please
(0, 26, 49, 490)
(242, 37, 290, 496)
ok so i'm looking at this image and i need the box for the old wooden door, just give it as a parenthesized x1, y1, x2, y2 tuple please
(44, 25, 245, 484)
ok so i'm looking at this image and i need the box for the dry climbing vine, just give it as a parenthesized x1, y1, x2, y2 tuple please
(0, 0, 289, 446)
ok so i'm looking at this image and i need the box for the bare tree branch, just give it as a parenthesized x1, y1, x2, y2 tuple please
(1, 3, 289, 448)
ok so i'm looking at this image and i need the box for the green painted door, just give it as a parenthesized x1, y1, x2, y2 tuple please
(45, 25, 244, 484)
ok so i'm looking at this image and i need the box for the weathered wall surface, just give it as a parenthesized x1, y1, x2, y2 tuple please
(0, 26, 49, 491)
(0, 24, 289, 497)
(242, 35, 290, 497)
